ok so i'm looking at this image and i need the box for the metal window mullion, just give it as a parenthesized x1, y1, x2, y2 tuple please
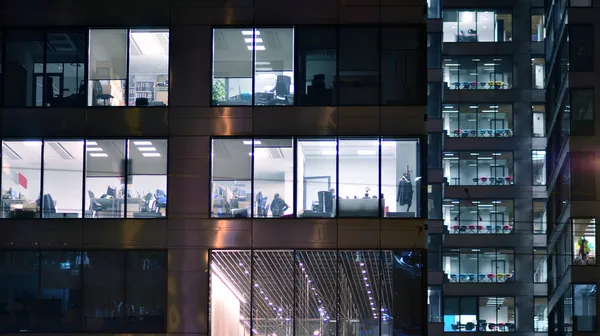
(125, 29, 131, 106)
(251, 139, 255, 217)
(124, 140, 129, 218)
(378, 137, 382, 217)
(42, 31, 47, 107)
(39, 141, 45, 218)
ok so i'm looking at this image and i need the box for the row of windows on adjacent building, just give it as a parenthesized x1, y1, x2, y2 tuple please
(0, 26, 425, 108)
(0, 250, 167, 333)
(209, 249, 424, 336)
(0, 139, 167, 219)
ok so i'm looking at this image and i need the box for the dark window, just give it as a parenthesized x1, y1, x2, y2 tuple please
(4, 30, 45, 107)
(83, 251, 125, 332)
(569, 25, 593, 71)
(125, 251, 166, 332)
(570, 152, 596, 201)
(0, 251, 39, 332)
(381, 27, 426, 105)
(573, 284, 597, 331)
(338, 27, 379, 105)
(571, 89, 594, 135)
(295, 27, 337, 106)
(39, 251, 82, 332)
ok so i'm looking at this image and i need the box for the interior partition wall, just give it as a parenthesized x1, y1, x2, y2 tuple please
(210, 137, 424, 219)
(209, 249, 424, 336)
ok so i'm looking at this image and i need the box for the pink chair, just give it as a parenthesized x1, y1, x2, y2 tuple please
(505, 176, 513, 184)
(487, 273, 496, 282)
(480, 176, 488, 185)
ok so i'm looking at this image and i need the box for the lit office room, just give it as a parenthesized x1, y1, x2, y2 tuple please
(443, 104, 514, 137)
(443, 56, 513, 90)
(211, 138, 421, 218)
(443, 248, 515, 283)
(212, 28, 294, 106)
(210, 250, 424, 336)
(0, 139, 166, 218)
(88, 29, 169, 106)
(443, 199, 514, 234)
(442, 10, 512, 43)
(443, 152, 514, 186)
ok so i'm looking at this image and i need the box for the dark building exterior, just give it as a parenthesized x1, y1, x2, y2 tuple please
(0, 1, 427, 335)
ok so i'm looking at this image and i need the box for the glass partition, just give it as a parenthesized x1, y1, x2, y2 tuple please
(478, 297, 515, 332)
(443, 10, 512, 42)
(443, 104, 513, 137)
(128, 29, 169, 106)
(126, 139, 168, 218)
(88, 29, 128, 106)
(573, 218, 596, 265)
(443, 152, 514, 186)
(443, 248, 515, 283)
(443, 56, 513, 90)
(443, 199, 514, 234)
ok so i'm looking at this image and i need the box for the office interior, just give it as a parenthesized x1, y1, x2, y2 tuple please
(531, 9, 545, 42)
(534, 248, 548, 283)
(210, 250, 423, 336)
(88, 29, 169, 107)
(1, 139, 167, 218)
(444, 297, 515, 332)
(532, 57, 545, 89)
(443, 104, 513, 137)
(443, 10, 512, 42)
(534, 297, 548, 332)
(443, 248, 515, 283)
(573, 284, 597, 331)
(533, 104, 546, 137)
(532, 150, 546, 186)
(443, 152, 514, 186)
(212, 28, 294, 106)
(443, 199, 514, 234)
(443, 56, 512, 90)
(573, 218, 596, 265)
(533, 199, 547, 234)
(211, 138, 421, 218)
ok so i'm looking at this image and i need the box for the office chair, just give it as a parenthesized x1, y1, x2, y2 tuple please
(273, 75, 291, 105)
(88, 191, 104, 217)
(95, 81, 114, 106)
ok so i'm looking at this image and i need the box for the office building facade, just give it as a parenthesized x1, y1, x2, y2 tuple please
(544, 0, 599, 335)
(427, 0, 550, 334)
(0, 1, 428, 335)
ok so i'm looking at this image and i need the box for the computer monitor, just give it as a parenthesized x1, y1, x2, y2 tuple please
(106, 186, 117, 198)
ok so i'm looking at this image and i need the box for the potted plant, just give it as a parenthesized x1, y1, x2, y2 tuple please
(212, 80, 226, 105)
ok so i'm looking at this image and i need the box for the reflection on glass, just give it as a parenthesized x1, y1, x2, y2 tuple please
(338, 138, 379, 217)
(574, 284, 597, 331)
(339, 28, 379, 105)
(253, 138, 294, 217)
(443, 10, 512, 42)
(444, 297, 477, 332)
(212, 28, 253, 106)
(40, 251, 82, 332)
(125, 251, 166, 331)
(83, 251, 124, 332)
(443, 104, 514, 138)
(478, 297, 515, 332)
(532, 150, 546, 185)
(532, 57, 545, 89)
(429, 286, 442, 323)
(297, 139, 336, 218)
(533, 104, 546, 137)
(126, 139, 168, 218)
(533, 199, 547, 234)
(4, 31, 44, 106)
(128, 29, 169, 106)
(382, 138, 420, 217)
(43, 140, 84, 218)
(1, 140, 42, 218)
(254, 28, 294, 106)
(88, 29, 128, 106)
(573, 218, 596, 265)
(531, 9, 545, 42)
(534, 249, 548, 283)
(0, 251, 40, 332)
(443, 249, 514, 283)
(296, 27, 337, 106)
(84, 139, 125, 218)
(443, 152, 514, 186)
(443, 199, 514, 234)
(211, 138, 252, 218)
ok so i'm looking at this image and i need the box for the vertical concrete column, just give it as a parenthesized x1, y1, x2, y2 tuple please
(167, 248, 210, 335)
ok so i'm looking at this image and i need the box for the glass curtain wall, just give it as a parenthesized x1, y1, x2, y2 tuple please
(534, 297, 548, 331)
(443, 199, 514, 234)
(573, 218, 596, 265)
(532, 150, 547, 185)
(210, 249, 424, 336)
(533, 199, 547, 234)
(534, 248, 548, 283)
(443, 104, 513, 137)
(533, 104, 546, 137)
(573, 284, 597, 331)
(443, 56, 513, 90)
(443, 152, 514, 186)
(532, 57, 545, 89)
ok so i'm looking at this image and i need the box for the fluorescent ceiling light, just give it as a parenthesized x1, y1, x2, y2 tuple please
(444, 105, 454, 109)
(256, 61, 270, 65)
(316, 141, 337, 147)
(244, 38, 263, 43)
(445, 63, 459, 66)
(86, 147, 103, 152)
(133, 141, 152, 146)
(131, 33, 164, 55)
(142, 152, 161, 157)
(247, 45, 266, 51)
(256, 67, 273, 71)
(469, 105, 478, 109)
(242, 30, 260, 35)
(138, 147, 157, 152)
(444, 110, 459, 113)
(24, 141, 41, 147)
(483, 63, 496, 66)
(243, 140, 262, 145)
(86, 141, 98, 146)
(321, 150, 337, 155)
(381, 142, 396, 147)
(357, 150, 376, 155)
(444, 153, 454, 156)
(89, 153, 108, 157)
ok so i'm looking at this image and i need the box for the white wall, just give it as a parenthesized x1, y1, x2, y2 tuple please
(479, 305, 509, 323)
(210, 274, 248, 336)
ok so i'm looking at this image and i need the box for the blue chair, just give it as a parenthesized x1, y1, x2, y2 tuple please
(450, 274, 458, 282)
(467, 273, 476, 282)
(459, 274, 467, 282)
(478, 274, 486, 282)
(478, 129, 487, 137)
(495, 129, 504, 137)
(486, 225, 494, 233)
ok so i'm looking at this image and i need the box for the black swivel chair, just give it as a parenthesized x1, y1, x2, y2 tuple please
(273, 75, 291, 105)
(88, 191, 104, 217)
(94, 81, 114, 106)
